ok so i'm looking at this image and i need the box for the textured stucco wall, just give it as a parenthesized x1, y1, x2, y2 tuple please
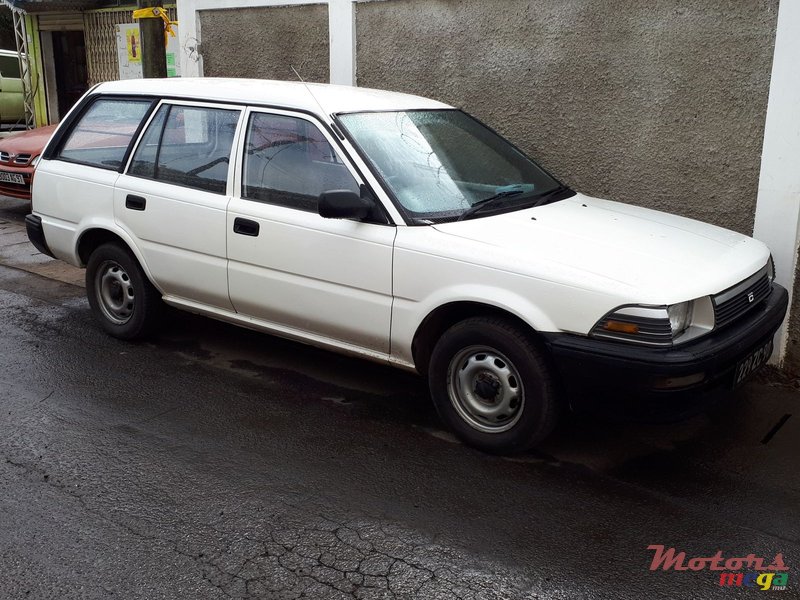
(356, 0, 778, 234)
(784, 254, 800, 375)
(199, 4, 329, 83)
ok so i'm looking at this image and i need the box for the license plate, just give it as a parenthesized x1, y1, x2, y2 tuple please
(0, 171, 24, 185)
(734, 339, 773, 387)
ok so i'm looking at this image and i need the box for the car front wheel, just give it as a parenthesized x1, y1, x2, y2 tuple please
(428, 317, 560, 454)
(85, 243, 161, 340)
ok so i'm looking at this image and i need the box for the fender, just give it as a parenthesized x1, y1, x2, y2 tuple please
(392, 283, 560, 368)
(71, 218, 164, 294)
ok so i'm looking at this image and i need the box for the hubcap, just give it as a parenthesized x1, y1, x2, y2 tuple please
(447, 346, 524, 433)
(95, 260, 135, 325)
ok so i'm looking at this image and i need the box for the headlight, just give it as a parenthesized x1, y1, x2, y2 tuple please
(591, 300, 701, 347)
(767, 255, 775, 282)
(30, 155, 41, 168)
(668, 301, 693, 335)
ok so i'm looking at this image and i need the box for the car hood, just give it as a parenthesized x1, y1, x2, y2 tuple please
(0, 124, 57, 155)
(431, 193, 770, 304)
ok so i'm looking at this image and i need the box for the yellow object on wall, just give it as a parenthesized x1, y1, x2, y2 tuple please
(132, 6, 178, 45)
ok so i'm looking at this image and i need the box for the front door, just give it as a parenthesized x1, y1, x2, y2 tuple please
(226, 109, 395, 354)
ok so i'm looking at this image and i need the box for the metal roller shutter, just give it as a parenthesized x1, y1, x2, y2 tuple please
(37, 13, 85, 31)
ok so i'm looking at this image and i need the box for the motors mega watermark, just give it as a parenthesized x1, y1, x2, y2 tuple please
(647, 545, 789, 590)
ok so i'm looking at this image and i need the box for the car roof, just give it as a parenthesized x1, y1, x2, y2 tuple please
(92, 78, 452, 117)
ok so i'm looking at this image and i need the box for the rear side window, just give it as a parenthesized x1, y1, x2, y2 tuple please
(129, 103, 240, 194)
(57, 98, 152, 169)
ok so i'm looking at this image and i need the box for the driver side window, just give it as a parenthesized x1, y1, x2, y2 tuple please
(242, 112, 359, 212)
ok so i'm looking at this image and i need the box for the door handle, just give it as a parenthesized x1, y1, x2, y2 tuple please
(233, 217, 260, 237)
(125, 194, 146, 211)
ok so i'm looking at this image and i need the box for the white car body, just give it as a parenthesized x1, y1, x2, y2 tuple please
(27, 78, 787, 453)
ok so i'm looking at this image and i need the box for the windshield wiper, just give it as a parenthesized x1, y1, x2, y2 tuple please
(457, 189, 527, 221)
(530, 185, 573, 207)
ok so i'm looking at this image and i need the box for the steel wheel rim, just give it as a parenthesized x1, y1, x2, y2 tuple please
(446, 345, 525, 433)
(95, 260, 135, 325)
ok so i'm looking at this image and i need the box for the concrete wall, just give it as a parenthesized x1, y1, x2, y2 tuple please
(785, 255, 800, 374)
(356, 0, 779, 235)
(199, 4, 329, 83)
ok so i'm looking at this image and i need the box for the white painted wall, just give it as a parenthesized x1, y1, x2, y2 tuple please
(329, 0, 355, 86)
(752, 0, 800, 364)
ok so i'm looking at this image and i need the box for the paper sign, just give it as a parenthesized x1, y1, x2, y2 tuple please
(116, 23, 181, 79)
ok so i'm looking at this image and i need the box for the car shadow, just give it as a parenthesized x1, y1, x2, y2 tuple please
(147, 306, 797, 486)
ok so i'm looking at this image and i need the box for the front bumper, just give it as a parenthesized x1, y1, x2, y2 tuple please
(544, 283, 788, 421)
(0, 165, 33, 199)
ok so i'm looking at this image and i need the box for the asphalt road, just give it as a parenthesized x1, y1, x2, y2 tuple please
(0, 198, 798, 599)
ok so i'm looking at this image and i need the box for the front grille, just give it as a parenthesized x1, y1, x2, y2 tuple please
(0, 152, 31, 165)
(713, 266, 771, 329)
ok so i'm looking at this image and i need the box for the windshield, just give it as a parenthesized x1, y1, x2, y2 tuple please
(337, 110, 570, 223)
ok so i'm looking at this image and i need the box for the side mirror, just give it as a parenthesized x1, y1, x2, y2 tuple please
(318, 189, 372, 220)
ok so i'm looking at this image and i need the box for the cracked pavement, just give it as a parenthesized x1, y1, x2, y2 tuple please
(0, 201, 798, 599)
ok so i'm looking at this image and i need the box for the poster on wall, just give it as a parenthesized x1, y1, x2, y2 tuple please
(116, 23, 180, 79)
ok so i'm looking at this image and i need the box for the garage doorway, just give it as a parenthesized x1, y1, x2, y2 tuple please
(51, 30, 88, 119)
(38, 12, 89, 124)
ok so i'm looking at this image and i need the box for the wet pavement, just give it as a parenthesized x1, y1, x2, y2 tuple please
(0, 197, 798, 599)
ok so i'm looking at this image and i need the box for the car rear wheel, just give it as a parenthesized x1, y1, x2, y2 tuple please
(428, 316, 560, 454)
(85, 243, 161, 339)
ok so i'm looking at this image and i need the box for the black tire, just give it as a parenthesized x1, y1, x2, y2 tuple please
(85, 242, 162, 340)
(428, 316, 560, 454)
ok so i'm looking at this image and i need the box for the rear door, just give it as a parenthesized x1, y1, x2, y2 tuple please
(33, 96, 153, 262)
(114, 100, 243, 309)
(226, 108, 396, 354)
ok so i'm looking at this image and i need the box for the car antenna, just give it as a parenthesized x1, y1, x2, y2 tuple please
(290, 65, 341, 137)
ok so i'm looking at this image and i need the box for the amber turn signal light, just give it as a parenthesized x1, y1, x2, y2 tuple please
(603, 320, 639, 334)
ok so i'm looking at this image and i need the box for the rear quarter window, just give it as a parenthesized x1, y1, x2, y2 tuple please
(56, 98, 152, 170)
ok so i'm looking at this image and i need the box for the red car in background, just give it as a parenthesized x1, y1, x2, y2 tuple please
(0, 125, 57, 199)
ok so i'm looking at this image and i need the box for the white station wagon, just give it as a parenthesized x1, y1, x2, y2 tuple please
(27, 78, 788, 454)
